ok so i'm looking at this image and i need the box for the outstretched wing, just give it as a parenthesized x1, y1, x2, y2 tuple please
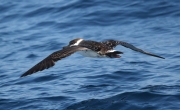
(21, 46, 87, 77)
(102, 40, 165, 59)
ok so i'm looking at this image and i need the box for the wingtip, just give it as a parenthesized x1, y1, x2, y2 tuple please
(162, 57, 165, 59)
(20, 72, 30, 78)
(159, 56, 165, 59)
(20, 74, 26, 78)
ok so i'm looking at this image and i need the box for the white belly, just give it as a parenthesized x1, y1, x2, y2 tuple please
(78, 50, 107, 58)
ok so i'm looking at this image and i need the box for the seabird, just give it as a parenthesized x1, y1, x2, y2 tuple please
(20, 38, 164, 77)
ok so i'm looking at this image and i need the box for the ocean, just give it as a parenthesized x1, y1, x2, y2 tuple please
(0, 0, 180, 110)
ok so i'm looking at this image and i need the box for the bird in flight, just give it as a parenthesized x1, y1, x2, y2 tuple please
(20, 38, 164, 77)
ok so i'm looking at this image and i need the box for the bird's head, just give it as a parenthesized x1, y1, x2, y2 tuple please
(68, 38, 84, 46)
(63, 38, 84, 49)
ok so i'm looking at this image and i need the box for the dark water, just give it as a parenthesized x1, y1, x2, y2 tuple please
(0, 0, 180, 110)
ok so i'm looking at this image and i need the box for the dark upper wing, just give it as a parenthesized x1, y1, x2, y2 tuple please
(20, 46, 87, 77)
(102, 40, 165, 59)
(78, 40, 106, 52)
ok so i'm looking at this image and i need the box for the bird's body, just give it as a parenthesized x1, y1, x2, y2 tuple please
(78, 49, 120, 58)
(20, 38, 164, 77)
(78, 50, 106, 58)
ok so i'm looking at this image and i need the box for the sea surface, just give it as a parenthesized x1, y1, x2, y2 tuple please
(0, 0, 180, 110)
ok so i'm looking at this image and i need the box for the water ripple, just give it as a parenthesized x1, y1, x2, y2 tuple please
(0, 0, 180, 110)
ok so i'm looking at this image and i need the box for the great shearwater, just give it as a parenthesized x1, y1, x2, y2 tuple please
(20, 38, 164, 77)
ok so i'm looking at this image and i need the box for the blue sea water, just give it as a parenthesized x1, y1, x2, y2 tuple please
(0, 0, 180, 110)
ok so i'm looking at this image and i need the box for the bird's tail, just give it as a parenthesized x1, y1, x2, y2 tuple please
(106, 51, 123, 58)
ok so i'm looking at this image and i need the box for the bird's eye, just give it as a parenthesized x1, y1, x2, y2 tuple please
(69, 41, 73, 45)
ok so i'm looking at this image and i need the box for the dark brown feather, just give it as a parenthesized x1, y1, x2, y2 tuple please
(102, 40, 165, 59)
(78, 40, 107, 54)
(20, 46, 87, 77)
